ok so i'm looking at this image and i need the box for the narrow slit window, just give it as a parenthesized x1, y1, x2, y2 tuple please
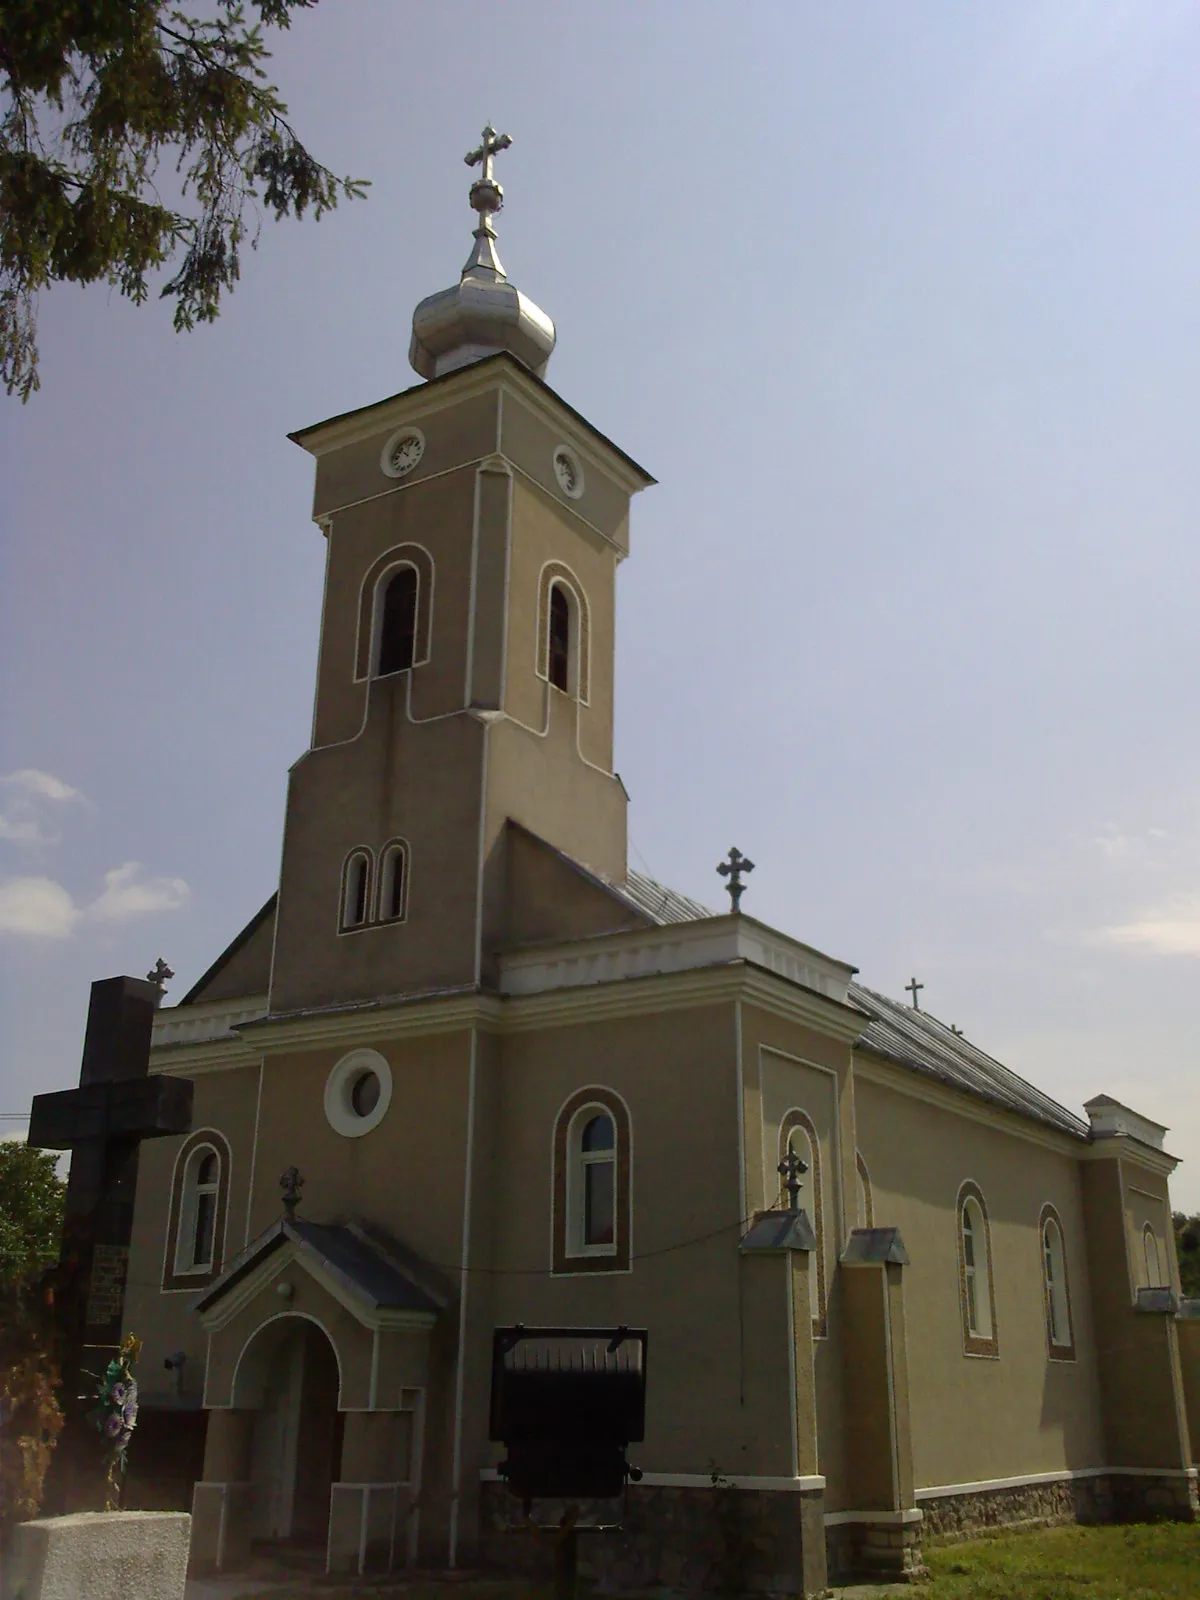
(1042, 1216, 1072, 1350)
(548, 583, 570, 693)
(380, 844, 407, 922)
(377, 567, 418, 676)
(342, 853, 370, 930)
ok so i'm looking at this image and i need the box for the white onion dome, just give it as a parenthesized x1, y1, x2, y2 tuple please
(410, 125, 556, 382)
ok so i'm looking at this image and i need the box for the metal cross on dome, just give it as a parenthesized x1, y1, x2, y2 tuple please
(717, 847, 755, 912)
(465, 123, 512, 220)
(778, 1144, 808, 1212)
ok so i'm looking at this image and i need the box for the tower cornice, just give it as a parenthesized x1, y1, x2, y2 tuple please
(288, 351, 655, 497)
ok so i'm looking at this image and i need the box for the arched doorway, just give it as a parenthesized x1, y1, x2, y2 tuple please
(234, 1316, 343, 1545)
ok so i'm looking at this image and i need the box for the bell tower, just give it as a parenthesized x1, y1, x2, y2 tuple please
(269, 128, 655, 1014)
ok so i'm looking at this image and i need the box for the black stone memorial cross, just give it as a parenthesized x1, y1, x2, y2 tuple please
(27, 974, 193, 1509)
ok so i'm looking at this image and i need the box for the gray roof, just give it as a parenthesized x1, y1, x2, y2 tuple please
(195, 1216, 446, 1316)
(629, 871, 1086, 1142)
(848, 983, 1088, 1140)
(618, 870, 716, 925)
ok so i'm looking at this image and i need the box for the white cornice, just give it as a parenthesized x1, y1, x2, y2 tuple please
(499, 914, 856, 1007)
(1084, 1136, 1179, 1178)
(154, 961, 865, 1071)
(290, 359, 652, 499)
(153, 996, 268, 1049)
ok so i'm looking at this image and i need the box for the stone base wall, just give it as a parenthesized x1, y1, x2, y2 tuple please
(920, 1472, 1198, 1545)
(825, 1520, 926, 1586)
(479, 1481, 826, 1597)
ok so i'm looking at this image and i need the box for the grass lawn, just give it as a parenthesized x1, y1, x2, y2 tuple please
(918, 1522, 1200, 1598)
(192, 1524, 1200, 1599)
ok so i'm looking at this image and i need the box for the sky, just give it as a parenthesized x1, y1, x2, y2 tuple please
(3, 2, 1200, 1206)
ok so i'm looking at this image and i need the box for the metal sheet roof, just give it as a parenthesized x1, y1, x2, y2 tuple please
(628, 872, 1086, 1141)
(848, 982, 1088, 1141)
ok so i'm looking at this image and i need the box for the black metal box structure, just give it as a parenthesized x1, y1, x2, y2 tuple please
(490, 1325, 648, 1502)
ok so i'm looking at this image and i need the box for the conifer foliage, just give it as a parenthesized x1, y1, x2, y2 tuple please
(0, 1, 367, 400)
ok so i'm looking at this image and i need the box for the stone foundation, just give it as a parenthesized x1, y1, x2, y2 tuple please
(480, 1480, 826, 1597)
(825, 1517, 926, 1585)
(919, 1471, 1198, 1545)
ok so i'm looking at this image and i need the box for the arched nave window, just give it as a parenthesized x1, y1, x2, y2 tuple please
(956, 1181, 999, 1358)
(1040, 1206, 1075, 1359)
(552, 1087, 631, 1275)
(162, 1129, 232, 1289)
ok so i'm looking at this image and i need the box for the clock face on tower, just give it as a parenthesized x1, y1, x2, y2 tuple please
(381, 427, 425, 479)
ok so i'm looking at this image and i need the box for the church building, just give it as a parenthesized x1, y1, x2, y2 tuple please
(120, 128, 1200, 1593)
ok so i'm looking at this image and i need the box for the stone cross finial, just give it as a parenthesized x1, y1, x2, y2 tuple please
(147, 957, 174, 995)
(905, 976, 924, 1011)
(280, 1166, 304, 1220)
(778, 1145, 809, 1211)
(717, 847, 755, 912)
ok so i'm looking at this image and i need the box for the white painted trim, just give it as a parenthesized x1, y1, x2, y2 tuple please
(916, 1466, 1199, 1500)
(825, 1508, 923, 1527)
(153, 998, 268, 1049)
(160, 1128, 233, 1288)
(309, 516, 334, 748)
(534, 558, 591, 705)
(477, 1467, 825, 1492)
(552, 443, 585, 499)
(565, 1100, 620, 1259)
(498, 457, 513, 706)
(245, 1060, 263, 1248)
(464, 468, 483, 705)
(549, 1083, 634, 1275)
(760, 1045, 845, 1251)
(338, 848, 375, 936)
(323, 1048, 393, 1139)
(448, 1028, 478, 1569)
(229, 1309, 344, 1410)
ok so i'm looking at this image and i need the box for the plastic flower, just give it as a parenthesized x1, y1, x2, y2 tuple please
(104, 1413, 123, 1438)
(110, 1382, 128, 1406)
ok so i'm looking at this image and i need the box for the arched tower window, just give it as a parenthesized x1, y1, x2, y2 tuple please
(340, 850, 372, 932)
(552, 1086, 631, 1274)
(536, 562, 590, 702)
(548, 583, 571, 692)
(1040, 1206, 1074, 1357)
(376, 566, 418, 676)
(356, 545, 434, 681)
(779, 1109, 827, 1335)
(957, 1181, 999, 1357)
(163, 1129, 232, 1289)
(378, 840, 409, 923)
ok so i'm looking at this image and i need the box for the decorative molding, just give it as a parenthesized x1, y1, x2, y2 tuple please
(477, 1467, 826, 1492)
(499, 914, 856, 1008)
(153, 998, 268, 1049)
(916, 1466, 1199, 1500)
(824, 1508, 923, 1527)
(324, 1048, 393, 1139)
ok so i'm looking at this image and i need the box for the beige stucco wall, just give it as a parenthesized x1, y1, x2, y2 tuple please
(125, 1062, 262, 1408)
(854, 1060, 1105, 1491)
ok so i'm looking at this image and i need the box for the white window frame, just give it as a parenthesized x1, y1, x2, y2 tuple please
(961, 1196, 992, 1339)
(174, 1143, 221, 1276)
(371, 561, 421, 679)
(1042, 1216, 1071, 1348)
(566, 1105, 618, 1259)
(377, 840, 409, 924)
(340, 849, 373, 933)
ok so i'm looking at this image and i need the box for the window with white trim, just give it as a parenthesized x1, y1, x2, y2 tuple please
(1041, 1212, 1073, 1354)
(175, 1146, 219, 1272)
(552, 1087, 631, 1275)
(341, 850, 371, 931)
(378, 841, 409, 923)
(548, 582, 571, 693)
(957, 1183, 999, 1356)
(375, 566, 418, 676)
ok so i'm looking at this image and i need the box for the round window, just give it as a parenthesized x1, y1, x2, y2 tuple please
(324, 1049, 392, 1138)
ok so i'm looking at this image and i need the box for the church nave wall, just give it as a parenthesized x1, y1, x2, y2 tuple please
(852, 1068, 1105, 1493)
